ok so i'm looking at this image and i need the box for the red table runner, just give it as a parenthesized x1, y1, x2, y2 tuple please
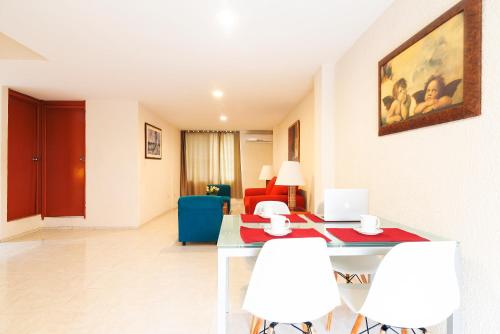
(240, 227, 331, 243)
(326, 228, 428, 243)
(303, 213, 338, 223)
(240, 214, 307, 223)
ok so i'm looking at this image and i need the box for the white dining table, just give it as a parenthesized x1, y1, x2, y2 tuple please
(216, 214, 455, 334)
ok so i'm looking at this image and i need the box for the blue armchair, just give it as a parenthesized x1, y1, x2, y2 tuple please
(178, 195, 224, 245)
(207, 184, 231, 212)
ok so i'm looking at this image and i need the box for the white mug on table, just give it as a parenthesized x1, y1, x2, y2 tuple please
(360, 214, 380, 232)
(270, 214, 291, 233)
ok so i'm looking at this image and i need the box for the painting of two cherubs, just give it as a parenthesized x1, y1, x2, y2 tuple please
(378, 0, 481, 136)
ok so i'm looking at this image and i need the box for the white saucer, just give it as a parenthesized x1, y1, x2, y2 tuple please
(264, 227, 292, 236)
(353, 227, 383, 236)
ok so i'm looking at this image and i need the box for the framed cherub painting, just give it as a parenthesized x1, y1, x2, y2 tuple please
(378, 0, 481, 136)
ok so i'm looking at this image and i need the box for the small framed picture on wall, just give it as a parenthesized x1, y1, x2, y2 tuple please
(288, 120, 300, 162)
(145, 123, 162, 159)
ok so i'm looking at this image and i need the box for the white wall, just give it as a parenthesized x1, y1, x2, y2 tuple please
(240, 133, 273, 190)
(0, 86, 43, 240)
(313, 65, 336, 212)
(139, 104, 180, 225)
(1, 99, 180, 233)
(44, 100, 141, 228)
(273, 91, 315, 209)
(334, 0, 499, 332)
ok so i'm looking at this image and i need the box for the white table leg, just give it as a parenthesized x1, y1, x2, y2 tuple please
(217, 250, 228, 334)
(226, 257, 230, 312)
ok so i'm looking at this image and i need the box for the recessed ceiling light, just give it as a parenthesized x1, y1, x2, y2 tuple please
(220, 115, 228, 122)
(212, 89, 224, 98)
(216, 9, 237, 29)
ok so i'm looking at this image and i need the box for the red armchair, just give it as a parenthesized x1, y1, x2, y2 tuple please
(244, 177, 305, 214)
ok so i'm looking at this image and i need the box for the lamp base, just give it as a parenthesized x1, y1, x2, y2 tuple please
(288, 186, 297, 211)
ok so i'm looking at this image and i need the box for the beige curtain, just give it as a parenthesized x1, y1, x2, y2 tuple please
(232, 132, 243, 198)
(180, 131, 243, 198)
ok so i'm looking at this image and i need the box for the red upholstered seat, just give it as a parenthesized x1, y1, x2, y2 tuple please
(243, 176, 306, 213)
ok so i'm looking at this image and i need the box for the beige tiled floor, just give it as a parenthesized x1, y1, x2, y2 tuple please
(0, 202, 361, 334)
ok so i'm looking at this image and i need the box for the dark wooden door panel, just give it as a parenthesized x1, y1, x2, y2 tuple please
(43, 102, 85, 217)
(7, 91, 40, 221)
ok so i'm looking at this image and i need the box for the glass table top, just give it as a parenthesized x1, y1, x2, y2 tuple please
(217, 214, 447, 248)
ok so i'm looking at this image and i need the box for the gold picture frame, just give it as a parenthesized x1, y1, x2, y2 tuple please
(378, 0, 481, 136)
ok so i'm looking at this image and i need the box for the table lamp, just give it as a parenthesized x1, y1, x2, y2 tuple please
(258, 165, 274, 186)
(275, 161, 305, 211)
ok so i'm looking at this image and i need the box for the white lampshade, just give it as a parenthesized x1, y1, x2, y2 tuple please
(275, 161, 305, 186)
(258, 165, 274, 180)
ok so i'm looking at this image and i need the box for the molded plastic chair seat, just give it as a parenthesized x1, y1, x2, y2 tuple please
(253, 201, 290, 215)
(243, 238, 341, 332)
(339, 241, 459, 332)
(325, 256, 383, 330)
(331, 255, 383, 274)
(338, 284, 370, 313)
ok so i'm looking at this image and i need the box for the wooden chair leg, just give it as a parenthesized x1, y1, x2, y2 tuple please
(250, 316, 257, 334)
(252, 318, 263, 334)
(351, 314, 364, 334)
(360, 274, 368, 284)
(325, 311, 333, 331)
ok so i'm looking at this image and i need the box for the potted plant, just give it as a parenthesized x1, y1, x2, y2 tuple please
(206, 185, 220, 196)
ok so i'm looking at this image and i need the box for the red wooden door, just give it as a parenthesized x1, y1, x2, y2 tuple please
(7, 91, 40, 221)
(43, 102, 85, 217)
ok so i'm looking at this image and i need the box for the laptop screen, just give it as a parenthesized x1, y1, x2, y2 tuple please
(323, 189, 368, 222)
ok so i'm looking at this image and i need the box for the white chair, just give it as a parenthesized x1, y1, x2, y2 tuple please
(243, 238, 341, 334)
(254, 201, 291, 215)
(324, 255, 384, 331)
(331, 255, 384, 283)
(339, 241, 459, 333)
(322, 188, 380, 284)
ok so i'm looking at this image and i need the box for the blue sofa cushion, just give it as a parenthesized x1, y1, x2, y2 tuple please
(178, 195, 224, 244)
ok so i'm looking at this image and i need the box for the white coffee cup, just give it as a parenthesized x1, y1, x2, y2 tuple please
(270, 214, 291, 233)
(360, 214, 380, 232)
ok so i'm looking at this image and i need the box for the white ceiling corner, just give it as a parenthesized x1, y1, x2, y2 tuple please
(0, 32, 45, 60)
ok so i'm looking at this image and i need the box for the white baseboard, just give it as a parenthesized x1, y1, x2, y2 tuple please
(1, 208, 179, 241)
(0, 227, 42, 242)
(41, 225, 137, 230)
(139, 207, 178, 227)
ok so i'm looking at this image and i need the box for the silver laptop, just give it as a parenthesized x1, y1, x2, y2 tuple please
(323, 188, 368, 222)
